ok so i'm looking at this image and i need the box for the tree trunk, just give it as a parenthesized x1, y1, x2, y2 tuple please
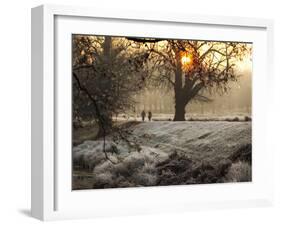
(173, 49, 186, 121)
(103, 36, 111, 60)
(96, 36, 113, 136)
(173, 102, 186, 121)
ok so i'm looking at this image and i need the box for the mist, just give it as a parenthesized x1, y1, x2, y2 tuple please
(133, 69, 251, 119)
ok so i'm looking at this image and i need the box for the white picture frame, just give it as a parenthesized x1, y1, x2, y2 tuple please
(31, 4, 274, 221)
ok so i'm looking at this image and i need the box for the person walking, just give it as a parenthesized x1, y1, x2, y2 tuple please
(141, 110, 146, 122)
(148, 111, 152, 121)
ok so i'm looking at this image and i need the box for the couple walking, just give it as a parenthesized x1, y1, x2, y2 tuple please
(141, 110, 152, 122)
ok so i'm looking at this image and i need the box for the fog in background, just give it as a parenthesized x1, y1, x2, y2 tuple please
(134, 68, 251, 118)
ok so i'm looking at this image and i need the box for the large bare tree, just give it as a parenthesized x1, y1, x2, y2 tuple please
(148, 40, 251, 121)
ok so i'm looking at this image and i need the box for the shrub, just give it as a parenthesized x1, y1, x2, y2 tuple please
(244, 116, 252, 121)
(223, 161, 252, 182)
(92, 151, 159, 188)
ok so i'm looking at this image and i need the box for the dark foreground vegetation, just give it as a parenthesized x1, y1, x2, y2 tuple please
(72, 121, 252, 189)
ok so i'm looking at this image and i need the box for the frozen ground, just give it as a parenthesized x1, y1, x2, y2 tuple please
(73, 121, 252, 189)
(113, 113, 251, 122)
(132, 121, 251, 164)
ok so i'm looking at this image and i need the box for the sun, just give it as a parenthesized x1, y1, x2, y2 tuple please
(181, 54, 192, 66)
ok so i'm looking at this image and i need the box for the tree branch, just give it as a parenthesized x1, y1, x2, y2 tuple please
(73, 71, 117, 164)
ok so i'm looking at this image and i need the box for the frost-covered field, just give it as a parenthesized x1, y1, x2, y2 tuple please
(114, 114, 251, 122)
(73, 121, 252, 189)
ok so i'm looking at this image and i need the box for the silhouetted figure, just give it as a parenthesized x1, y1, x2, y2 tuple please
(141, 110, 146, 121)
(148, 111, 152, 121)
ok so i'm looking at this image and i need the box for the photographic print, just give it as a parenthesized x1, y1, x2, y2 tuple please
(72, 35, 252, 190)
